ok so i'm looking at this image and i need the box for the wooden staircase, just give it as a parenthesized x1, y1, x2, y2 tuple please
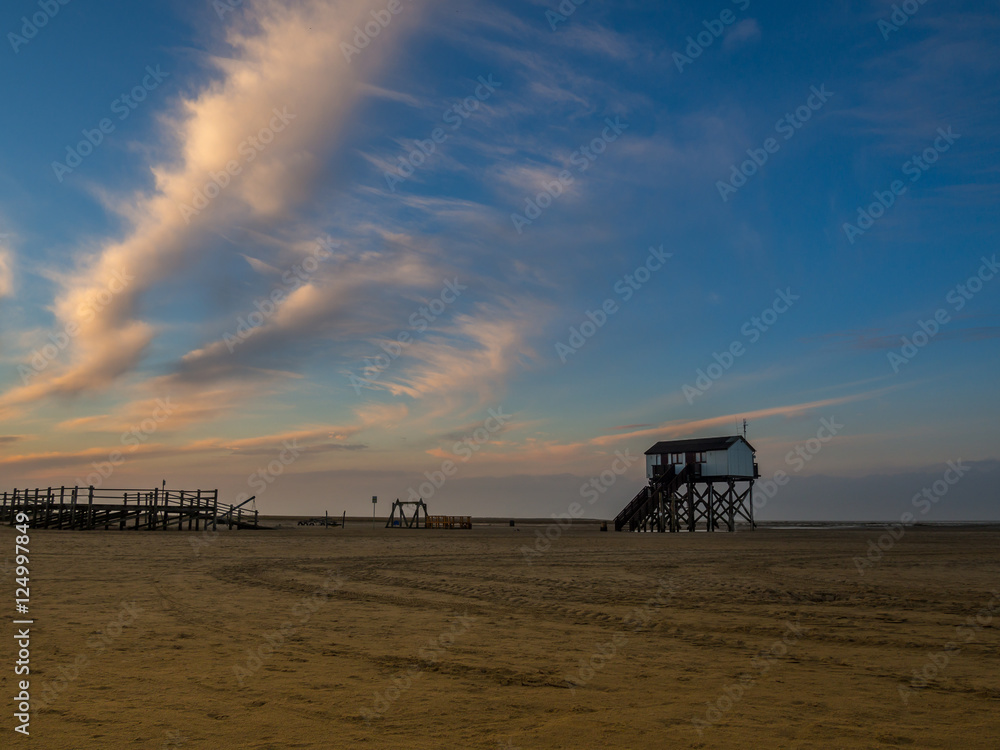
(613, 464, 691, 532)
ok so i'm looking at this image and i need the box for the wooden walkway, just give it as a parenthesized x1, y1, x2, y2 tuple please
(0, 486, 263, 531)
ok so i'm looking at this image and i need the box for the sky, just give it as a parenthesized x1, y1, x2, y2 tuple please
(0, 0, 998, 521)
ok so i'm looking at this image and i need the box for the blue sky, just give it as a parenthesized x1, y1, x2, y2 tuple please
(0, 0, 997, 520)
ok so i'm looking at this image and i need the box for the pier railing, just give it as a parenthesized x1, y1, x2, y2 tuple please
(0, 486, 262, 531)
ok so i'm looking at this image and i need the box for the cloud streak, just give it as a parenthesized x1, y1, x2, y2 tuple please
(0, 424, 364, 475)
(0, 243, 12, 300)
(0, 0, 419, 410)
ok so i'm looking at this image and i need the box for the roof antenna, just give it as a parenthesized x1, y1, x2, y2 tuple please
(742, 419, 748, 438)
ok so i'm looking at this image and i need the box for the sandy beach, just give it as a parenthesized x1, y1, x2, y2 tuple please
(6, 523, 999, 749)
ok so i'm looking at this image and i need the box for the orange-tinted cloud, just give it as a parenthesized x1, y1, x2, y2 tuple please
(0, 0, 418, 410)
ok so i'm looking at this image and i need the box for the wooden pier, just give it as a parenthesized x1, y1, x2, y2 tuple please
(0, 486, 264, 531)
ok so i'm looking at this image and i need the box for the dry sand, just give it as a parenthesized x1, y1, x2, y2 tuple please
(5, 522, 999, 749)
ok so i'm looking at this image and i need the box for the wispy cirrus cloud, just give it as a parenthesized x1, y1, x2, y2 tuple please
(813, 326, 1000, 352)
(0, 242, 12, 300)
(587, 393, 886, 447)
(413, 393, 889, 478)
(173, 248, 440, 380)
(204, 426, 365, 455)
(369, 302, 541, 411)
(0, 423, 364, 475)
(0, 0, 424, 412)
